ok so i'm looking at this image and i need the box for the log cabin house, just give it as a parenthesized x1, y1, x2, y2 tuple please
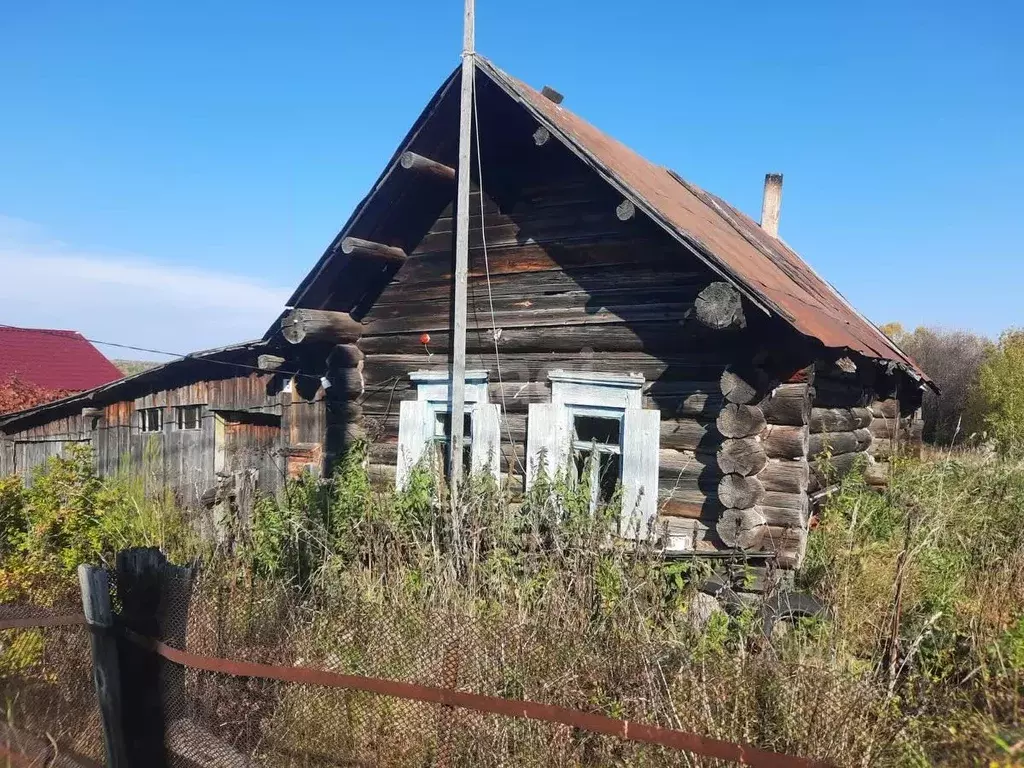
(0, 58, 931, 569)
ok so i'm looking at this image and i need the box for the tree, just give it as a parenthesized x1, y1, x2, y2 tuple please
(881, 324, 991, 445)
(976, 329, 1024, 455)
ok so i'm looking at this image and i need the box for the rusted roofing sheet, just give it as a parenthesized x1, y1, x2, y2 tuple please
(479, 59, 929, 384)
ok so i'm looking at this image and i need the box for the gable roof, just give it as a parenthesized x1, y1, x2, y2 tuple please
(0, 325, 123, 391)
(284, 57, 930, 386)
(0, 339, 269, 429)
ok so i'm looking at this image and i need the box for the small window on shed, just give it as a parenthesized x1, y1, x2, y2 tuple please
(175, 405, 202, 430)
(139, 408, 163, 433)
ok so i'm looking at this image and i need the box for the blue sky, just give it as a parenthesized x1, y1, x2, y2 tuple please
(0, 1, 1020, 359)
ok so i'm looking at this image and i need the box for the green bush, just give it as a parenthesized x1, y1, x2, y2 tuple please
(976, 328, 1024, 456)
(0, 444, 195, 605)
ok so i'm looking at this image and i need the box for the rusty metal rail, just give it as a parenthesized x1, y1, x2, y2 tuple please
(3, 611, 832, 768)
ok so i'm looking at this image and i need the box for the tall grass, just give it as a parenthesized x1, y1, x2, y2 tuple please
(3, 443, 1022, 764)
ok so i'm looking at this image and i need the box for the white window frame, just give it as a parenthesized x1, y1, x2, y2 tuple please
(396, 370, 501, 489)
(527, 370, 659, 540)
(139, 407, 163, 433)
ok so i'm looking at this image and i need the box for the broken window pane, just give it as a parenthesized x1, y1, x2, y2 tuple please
(573, 415, 620, 445)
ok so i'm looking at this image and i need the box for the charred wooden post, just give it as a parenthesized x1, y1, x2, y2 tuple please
(78, 565, 128, 768)
(399, 151, 456, 182)
(340, 237, 407, 266)
(257, 354, 286, 371)
(694, 282, 745, 330)
(281, 309, 363, 345)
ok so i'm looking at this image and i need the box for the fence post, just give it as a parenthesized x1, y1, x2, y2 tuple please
(78, 564, 129, 768)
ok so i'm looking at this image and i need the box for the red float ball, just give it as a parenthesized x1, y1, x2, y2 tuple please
(419, 333, 431, 345)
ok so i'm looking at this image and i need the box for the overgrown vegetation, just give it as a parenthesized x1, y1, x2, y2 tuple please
(2, 444, 1022, 765)
(880, 323, 1024, 456)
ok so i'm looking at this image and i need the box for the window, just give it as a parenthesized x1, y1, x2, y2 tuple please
(139, 408, 163, 433)
(571, 411, 623, 508)
(432, 411, 473, 483)
(526, 370, 660, 539)
(396, 371, 501, 490)
(175, 405, 202, 430)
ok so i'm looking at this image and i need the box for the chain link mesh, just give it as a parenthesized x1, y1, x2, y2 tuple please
(0, 603, 105, 767)
(2, 573, 908, 767)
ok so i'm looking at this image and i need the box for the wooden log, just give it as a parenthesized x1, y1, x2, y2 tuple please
(658, 449, 721, 490)
(257, 354, 286, 371)
(717, 438, 767, 476)
(399, 151, 456, 181)
(659, 418, 718, 452)
(762, 424, 808, 460)
(760, 383, 811, 426)
(811, 450, 868, 488)
(814, 378, 870, 407)
(718, 474, 765, 509)
(720, 367, 758, 404)
(615, 199, 636, 221)
(81, 406, 104, 418)
(809, 407, 872, 433)
(78, 565, 129, 768)
(870, 399, 899, 419)
(281, 309, 363, 345)
(327, 343, 364, 369)
(340, 236, 407, 265)
(760, 458, 809, 494)
(761, 492, 809, 528)
(808, 431, 863, 458)
(760, 525, 804, 551)
(716, 403, 766, 438)
(694, 281, 745, 330)
(716, 507, 767, 549)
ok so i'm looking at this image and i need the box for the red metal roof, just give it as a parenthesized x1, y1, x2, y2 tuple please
(479, 59, 930, 384)
(0, 326, 123, 391)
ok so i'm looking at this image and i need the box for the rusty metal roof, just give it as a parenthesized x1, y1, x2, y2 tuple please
(478, 59, 930, 385)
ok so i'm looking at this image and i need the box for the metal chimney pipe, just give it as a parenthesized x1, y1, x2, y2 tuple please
(760, 173, 783, 238)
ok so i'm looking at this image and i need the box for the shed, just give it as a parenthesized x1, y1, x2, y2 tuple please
(0, 340, 354, 521)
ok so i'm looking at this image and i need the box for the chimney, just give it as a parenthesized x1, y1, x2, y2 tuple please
(760, 173, 783, 238)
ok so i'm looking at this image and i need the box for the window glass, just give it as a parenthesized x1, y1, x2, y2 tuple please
(176, 405, 202, 430)
(433, 410, 473, 483)
(139, 408, 163, 433)
(571, 412, 623, 508)
(573, 415, 620, 445)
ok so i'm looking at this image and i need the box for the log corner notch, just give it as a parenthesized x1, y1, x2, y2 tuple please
(694, 282, 746, 330)
(714, 364, 815, 568)
(280, 308, 364, 345)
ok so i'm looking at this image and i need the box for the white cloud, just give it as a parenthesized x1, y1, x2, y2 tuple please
(0, 215, 291, 358)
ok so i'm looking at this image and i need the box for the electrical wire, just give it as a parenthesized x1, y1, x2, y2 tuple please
(471, 73, 527, 476)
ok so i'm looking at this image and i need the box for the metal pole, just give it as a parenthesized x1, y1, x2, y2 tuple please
(449, 0, 475, 496)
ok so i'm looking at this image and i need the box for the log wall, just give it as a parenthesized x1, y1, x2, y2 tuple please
(356, 163, 792, 555)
